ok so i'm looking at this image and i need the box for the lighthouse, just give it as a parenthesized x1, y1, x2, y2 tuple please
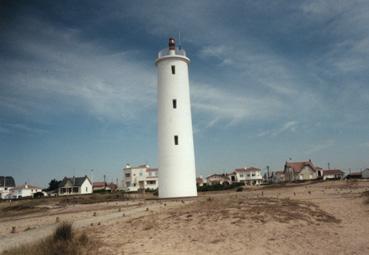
(155, 37, 197, 198)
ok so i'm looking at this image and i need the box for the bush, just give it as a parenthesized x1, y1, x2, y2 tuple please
(197, 182, 243, 192)
(53, 222, 72, 241)
(33, 192, 44, 198)
(153, 189, 158, 196)
(2, 222, 95, 255)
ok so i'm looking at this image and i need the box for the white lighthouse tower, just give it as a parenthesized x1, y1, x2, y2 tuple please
(155, 37, 197, 198)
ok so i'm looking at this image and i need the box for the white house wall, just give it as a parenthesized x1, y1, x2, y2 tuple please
(80, 179, 93, 194)
(123, 166, 159, 192)
(299, 167, 317, 180)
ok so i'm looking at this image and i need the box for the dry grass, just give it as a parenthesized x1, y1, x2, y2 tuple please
(362, 190, 369, 204)
(164, 196, 341, 225)
(56, 192, 130, 205)
(0, 192, 134, 219)
(1, 222, 97, 255)
(126, 195, 340, 236)
(0, 203, 48, 219)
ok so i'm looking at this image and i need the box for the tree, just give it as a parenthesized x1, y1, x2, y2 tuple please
(47, 179, 61, 191)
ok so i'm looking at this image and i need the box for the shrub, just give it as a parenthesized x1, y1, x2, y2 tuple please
(53, 222, 72, 241)
(153, 189, 159, 196)
(197, 182, 243, 192)
(2, 222, 95, 255)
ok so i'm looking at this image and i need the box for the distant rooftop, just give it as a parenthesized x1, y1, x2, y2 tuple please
(0, 176, 15, 188)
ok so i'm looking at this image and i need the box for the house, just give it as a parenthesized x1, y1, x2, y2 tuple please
(228, 172, 237, 183)
(0, 176, 16, 199)
(230, 167, 263, 185)
(271, 171, 285, 184)
(58, 176, 93, 196)
(206, 174, 230, 185)
(93, 182, 118, 192)
(232, 168, 248, 183)
(345, 172, 362, 179)
(196, 176, 206, 187)
(244, 167, 263, 185)
(362, 168, 369, 179)
(9, 183, 42, 199)
(315, 167, 324, 179)
(322, 169, 344, 180)
(123, 164, 158, 192)
(284, 160, 318, 182)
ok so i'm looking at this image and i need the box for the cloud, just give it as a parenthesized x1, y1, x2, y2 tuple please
(2, 1, 369, 134)
(0, 16, 156, 124)
(191, 82, 284, 128)
(306, 139, 335, 154)
(0, 123, 48, 136)
(198, 45, 234, 66)
(257, 121, 298, 137)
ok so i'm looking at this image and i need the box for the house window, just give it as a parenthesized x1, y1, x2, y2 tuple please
(126, 182, 130, 187)
(73, 187, 79, 193)
(172, 99, 177, 109)
(139, 172, 143, 177)
(147, 180, 156, 185)
(125, 173, 130, 178)
(240, 174, 244, 177)
(174, 135, 178, 145)
(171, 65, 175, 74)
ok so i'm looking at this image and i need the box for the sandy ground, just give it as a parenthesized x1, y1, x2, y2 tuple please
(1, 180, 369, 254)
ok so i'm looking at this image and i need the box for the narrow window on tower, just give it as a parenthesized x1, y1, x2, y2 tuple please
(174, 135, 179, 145)
(171, 65, 175, 74)
(172, 99, 177, 109)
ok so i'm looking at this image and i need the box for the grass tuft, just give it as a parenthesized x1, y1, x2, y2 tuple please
(53, 222, 72, 241)
(2, 222, 97, 255)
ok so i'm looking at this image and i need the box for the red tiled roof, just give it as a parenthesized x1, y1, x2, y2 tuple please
(347, 172, 362, 177)
(322, 169, 344, 176)
(246, 167, 261, 172)
(93, 182, 106, 187)
(196, 177, 204, 184)
(285, 161, 316, 173)
(234, 168, 247, 172)
(235, 167, 261, 173)
(207, 174, 229, 180)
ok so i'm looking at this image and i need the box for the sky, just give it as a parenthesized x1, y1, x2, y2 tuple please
(1, 0, 369, 187)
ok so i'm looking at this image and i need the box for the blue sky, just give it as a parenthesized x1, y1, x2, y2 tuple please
(1, 0, 369, 187)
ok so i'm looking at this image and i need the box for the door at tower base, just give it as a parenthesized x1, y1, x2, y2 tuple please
(156, 38, 197, 198)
